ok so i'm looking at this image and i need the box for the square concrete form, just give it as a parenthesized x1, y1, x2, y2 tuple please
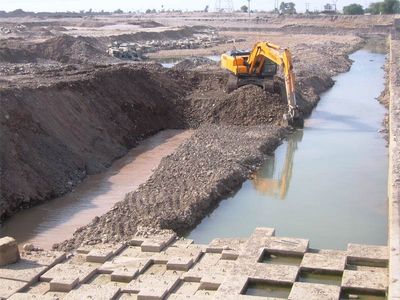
(86, 243, 126, 263)
(99, 256, 152, 282)
(40, 263, 97, 292)
(140, 234, 176, 253)
(63, 283, 120, 300)
(300, 250, 346, 273)
(347, 244, 389, 267)
(0, 237, 20, 267)
(123, 274, 180, 297)
(341, 269, 388, 293)
(288, 282, 341, 300)
(0, 278, 28, 299)
(252, 263, 299, 284)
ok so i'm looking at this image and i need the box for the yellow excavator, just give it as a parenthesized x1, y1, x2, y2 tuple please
(220, 41, 304, 128)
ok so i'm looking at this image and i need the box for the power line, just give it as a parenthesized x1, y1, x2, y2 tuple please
(214, 0, 234, 13)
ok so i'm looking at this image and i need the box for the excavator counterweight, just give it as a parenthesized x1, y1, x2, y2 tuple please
(221, 41, 304, 128)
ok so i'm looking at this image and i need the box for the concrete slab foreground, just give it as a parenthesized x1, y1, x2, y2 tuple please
(0, 227, 390, 299)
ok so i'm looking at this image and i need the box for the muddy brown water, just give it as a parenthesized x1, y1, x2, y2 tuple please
(0, 130, 192, 249)
(188, 49, 388, 250)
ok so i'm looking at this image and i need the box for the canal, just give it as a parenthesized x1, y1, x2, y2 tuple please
(188, 49, 388, 250)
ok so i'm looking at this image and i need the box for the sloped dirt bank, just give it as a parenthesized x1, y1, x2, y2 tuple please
(0, 64, 192, 221)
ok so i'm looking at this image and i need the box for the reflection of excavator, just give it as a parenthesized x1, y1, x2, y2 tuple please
(220, 41, 304, 128)
(251, 130, 303, 199)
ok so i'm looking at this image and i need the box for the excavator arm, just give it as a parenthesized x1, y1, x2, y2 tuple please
(246, 42, 299, 122)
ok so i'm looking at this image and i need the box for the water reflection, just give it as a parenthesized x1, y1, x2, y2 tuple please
(252, 130, 303, 200)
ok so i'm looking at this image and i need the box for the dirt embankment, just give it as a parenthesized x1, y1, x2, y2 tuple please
(54, 39, 362, 250)
(0, 64, 193, 221)
(55, 124, 286, 250)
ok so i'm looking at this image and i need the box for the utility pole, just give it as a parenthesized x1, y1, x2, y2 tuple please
(248, 0, 251, 18)
(305, 2, 310, 13)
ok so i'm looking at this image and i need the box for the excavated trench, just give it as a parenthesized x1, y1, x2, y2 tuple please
(0, 38, 363, 250)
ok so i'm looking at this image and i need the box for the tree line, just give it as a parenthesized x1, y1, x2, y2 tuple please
(343, 0, 399, 15)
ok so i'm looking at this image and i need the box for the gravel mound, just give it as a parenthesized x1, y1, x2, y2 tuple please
(55, 124, 285, 250)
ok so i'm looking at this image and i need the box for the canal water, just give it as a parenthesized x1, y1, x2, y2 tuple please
(188, 49, 388, 250)
(0, 130, 192, 249)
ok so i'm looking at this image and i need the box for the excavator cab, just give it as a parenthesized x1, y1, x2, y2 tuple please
(221, 42, 304, 128)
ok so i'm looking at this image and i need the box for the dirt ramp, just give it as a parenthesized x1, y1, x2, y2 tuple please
(0, 65, 191, 221)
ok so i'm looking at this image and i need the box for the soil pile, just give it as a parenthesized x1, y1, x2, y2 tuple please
(55, 124, 285, 250)
(0, 65, 192, 221)
(0, 35, 111, 64)
(182, 83, 286, 127)
(30, 35, 109, 64)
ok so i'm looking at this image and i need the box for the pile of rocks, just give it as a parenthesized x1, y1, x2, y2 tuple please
(107, 33, 223, 60)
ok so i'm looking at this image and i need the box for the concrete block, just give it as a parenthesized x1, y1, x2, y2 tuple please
(347, 244, 388, 266)
(0, 278, 28, 299)
(86, 249, 114, 263)
(261, 237, 309, 256)
(169, 294, 211, 300)
(253, 262, 299, 284)
(124, 274, 180, 294)
(300, 250, 346, 273)
(8, 293, 56, 300)
(172, 281, 200, 295)
(137, 286, 168, 300)
(221, 249, 239, 260)
(21, 251, 66, 268)
(206, 238, 247, 253)
(0, 237, 20, 266)
(215, 275, 248, 295)
(167, 257, 193, 271)
(0, 260, 47, 284)
(41, 263, 97, 292)
(49, 277, 79, 293)
(199, 273, 225, 290)
(141, 234, 176, 253)
(342, 270, 388, 293)
(64, 283, 120, 300)
(24, 281, 50, 295)
(99, 257, 152, 281)
(86, 243, 126, 263)
(172, 239, 194, 248)
(117, 292, 139, 299)
(288, 282, 341, 300)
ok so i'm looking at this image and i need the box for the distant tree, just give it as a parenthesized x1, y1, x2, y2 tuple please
(366, 0, 399, 13)
(343, 3, 364, 14)
(151, 9, 157, 13)
(382, 0, 400, 13)
(204, 5, 209, 12)
(241, 5, 248, 12)
(145, 9, 152, 14)
(114, 9, 123, 14)
(279, 2, 296, 14)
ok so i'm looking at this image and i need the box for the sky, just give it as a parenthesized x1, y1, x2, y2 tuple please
(1, 0, 374, 13)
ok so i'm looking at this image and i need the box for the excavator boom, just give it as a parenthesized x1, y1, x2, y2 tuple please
(221, 41, 303, 128)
